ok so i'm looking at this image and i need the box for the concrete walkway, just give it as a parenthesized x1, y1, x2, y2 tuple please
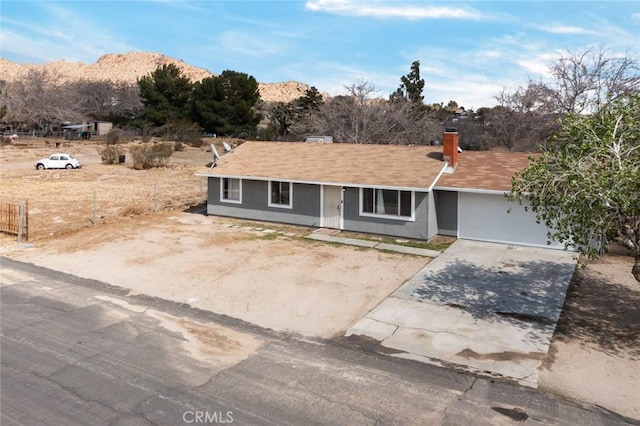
(347, 239, 578, 387)
(305, 232, 442, 257)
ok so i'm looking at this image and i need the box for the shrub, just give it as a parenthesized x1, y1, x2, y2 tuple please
(173, 140, 184, 152)
(189, 137, 203, 148)
(105, 129, 120, 145)
(159, 119, 203, 147)
(129, 141, 174, 169)
(99, 144, 124, 165)
(140, 124, 153, 142)
(256, 125, 277, 141)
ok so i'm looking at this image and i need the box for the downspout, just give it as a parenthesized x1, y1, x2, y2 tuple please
(427, 163, 450, 239)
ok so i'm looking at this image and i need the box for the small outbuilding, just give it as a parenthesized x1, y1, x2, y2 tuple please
(92, 121, 113, 136)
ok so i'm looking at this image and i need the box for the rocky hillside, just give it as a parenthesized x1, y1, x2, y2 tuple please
(0, 52, 310, 104)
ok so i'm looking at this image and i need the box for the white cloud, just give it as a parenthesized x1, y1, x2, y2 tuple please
(151, 0, 206, 12)
(0, 26, 134, 64)
(215, 30, 286, 58)
(533, 24, 597, 35)
(305, 0, 486, 20)
(476, 50, 503, 59)
(0, 5, 136, 64)
(585, 14, 640, 47)
(286, 48, 517, 108)
(515, 59, 550, 77)
(274, 59, 390, 94)
(428, 78, 505, 109)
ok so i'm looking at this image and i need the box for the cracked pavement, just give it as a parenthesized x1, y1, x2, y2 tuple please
(1, 258, 628, 425)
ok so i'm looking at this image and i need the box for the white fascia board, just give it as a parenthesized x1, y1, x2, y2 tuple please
(433, 186, 535, 197)
(196, 173, 432, 192)
(433, 186, 508, 196)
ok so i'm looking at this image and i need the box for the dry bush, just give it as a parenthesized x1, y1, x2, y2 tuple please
(105, 129, 121, 144)
(130, 142, 174, 169)
(99, 144, 124, 164)
(121, 205, 147, 216)
(160, 119, 203, 147)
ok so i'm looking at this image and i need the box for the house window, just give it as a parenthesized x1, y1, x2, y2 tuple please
(269, 181, 292, 208)
(220, 178, 242, 204)
(360, 188, 414, 220)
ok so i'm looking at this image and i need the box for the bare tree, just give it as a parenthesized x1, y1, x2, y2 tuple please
(2, 69, 82, 131)
(309, 81, 376, 143)
(66, 79, 115, 121)
(66, 79, 142, 123)
(487, 47, 639, 151)
(110, 81, 142, 122)
(487, 84, 560, 151)
(0, 80, 8, 125)
(1, 71, 142, 132)
(548, 47, 640, 114)
(309, 80, 440, 144)
(341, 80, 379, 143)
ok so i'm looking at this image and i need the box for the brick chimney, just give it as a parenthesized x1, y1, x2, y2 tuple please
(442, 128, 459, 168)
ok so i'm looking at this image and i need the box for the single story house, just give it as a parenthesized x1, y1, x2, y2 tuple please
(196, 131, 562, 249)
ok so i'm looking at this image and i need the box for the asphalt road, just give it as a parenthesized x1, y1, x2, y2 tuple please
(0, 257, 633, 425)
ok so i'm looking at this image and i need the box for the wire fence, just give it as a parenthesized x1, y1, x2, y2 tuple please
(21, 178, 208, 240)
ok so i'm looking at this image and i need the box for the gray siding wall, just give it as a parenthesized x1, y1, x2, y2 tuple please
(207, 178, 321, 227)
(342, 187, 431, 240)
(207, 178, 433, 240)
(434, 190, 458, 236)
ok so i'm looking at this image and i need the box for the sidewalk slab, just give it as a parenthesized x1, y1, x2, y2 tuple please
(376, 243, 441, 257)
(363, 297, 462, 333)
(345, 317, 397, 341)
(306, 233, 441, 257)
(305, 233, 378, 248)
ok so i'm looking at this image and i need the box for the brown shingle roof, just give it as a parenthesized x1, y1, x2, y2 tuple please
(436, 151, 537, 192)
(198, 141, 447, 189)
(197, 141, 538, 192)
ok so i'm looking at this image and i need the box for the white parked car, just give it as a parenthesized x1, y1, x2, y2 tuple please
(35, 153, 81, 170)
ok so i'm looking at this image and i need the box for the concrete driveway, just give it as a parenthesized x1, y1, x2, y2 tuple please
(347, 239, 578, 387)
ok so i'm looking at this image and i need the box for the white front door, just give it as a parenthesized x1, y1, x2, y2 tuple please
(322, 185, 342, 229)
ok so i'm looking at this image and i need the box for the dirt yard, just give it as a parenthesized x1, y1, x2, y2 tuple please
(3, 212, 429, 338)
(1, 140, 638, 419)
(538, 249, 640, 420)
(0, 138, 431, 337)
(0, 138, 212, 240)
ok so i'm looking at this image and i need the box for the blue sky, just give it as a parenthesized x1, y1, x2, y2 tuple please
(1, 1, 638, 108)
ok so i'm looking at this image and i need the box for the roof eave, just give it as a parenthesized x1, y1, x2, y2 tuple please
(195, 172, 434, 192)
(432, 185, 509, 195)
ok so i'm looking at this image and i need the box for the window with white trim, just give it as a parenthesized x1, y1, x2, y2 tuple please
(360, 188, 414, 220)
(220, 178, 242, 203)
(269, 181, 292, 208)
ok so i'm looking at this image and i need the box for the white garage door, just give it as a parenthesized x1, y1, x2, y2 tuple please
(458, 192, 565, 249)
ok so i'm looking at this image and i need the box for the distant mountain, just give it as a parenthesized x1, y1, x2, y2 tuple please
(0, 52, 311, 104)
